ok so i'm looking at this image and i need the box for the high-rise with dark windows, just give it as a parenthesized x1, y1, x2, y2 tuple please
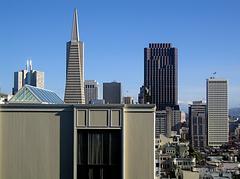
(103, 82, 121, 104)
(189, 101, 207, 151)
(144, 43, 178, 110)
(64, 9, 85, 104)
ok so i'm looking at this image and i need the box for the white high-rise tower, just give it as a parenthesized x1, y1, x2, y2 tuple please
(207, 78, 228, 146)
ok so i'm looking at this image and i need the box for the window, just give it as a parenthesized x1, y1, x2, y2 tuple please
(77, 130, 122, 179)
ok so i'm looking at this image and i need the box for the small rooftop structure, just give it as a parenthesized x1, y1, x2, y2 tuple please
(9, 85, 63, 104)
(0, 92, 8, 98)
(0, 92, 12, 104)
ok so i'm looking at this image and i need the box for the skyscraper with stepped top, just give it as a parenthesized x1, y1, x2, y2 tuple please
(64, 9, 85, 104)
(144, 43, 179, 111)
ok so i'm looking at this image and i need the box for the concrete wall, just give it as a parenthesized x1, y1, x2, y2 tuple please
(0, 104, 155, 179)
(0, 105, 73, 179)
(123, 105, 155, 179)
(74, 104, 155, 179)
(182, 170, 199, 179)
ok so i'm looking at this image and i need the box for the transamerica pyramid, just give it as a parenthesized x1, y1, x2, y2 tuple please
(64, 9, 85, 104)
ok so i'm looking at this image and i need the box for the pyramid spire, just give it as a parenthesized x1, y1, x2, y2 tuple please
(71, 8, 79, 41)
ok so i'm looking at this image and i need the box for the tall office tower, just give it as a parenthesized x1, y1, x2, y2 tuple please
(64, 9, 85, 104)
(103, 82, 121, 104)
(144, 43, 178, 111)
(32, 71, 44, 87)
(13, 70, 27, 95)
(84, 80, 99, 104)
(12, 60, 44, 95)
(189, 101, 207, 151)
(207, 78, 228, 147)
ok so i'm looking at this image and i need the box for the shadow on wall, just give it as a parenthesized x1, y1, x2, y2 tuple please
(56, 109, 74, 179)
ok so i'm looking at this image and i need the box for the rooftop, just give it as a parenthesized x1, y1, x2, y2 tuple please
(9, 85, 63, 104)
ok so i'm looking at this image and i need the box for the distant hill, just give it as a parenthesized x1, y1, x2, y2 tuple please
(179, 105, 240, 118)
(179, 103, 189, 113)
(229, 108, 240, 117)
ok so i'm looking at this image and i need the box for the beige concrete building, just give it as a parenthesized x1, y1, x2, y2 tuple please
(123, 96, 134, 104)
(207, 78, 228, 146)
(0, 104, 155, 179)
(156, 107, 181, 138)
(12, 60, 44, 95)
(84, 80, 99, 104)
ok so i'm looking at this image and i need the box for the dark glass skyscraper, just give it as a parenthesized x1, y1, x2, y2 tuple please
(103, 82, 121, 104)
(144, 43, 178, 110)
(64, 9, 85, 104)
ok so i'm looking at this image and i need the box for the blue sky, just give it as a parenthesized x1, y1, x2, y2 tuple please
(0, 0, 240, 108)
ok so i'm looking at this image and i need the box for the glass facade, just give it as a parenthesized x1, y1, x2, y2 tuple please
(77, 130, 122, 179)
(10, 86, 39, 103)
(9, 85, 63, 104)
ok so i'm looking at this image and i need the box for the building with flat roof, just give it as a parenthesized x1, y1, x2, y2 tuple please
(0, 103, 155, 179)
(103, 82, 121, 104)
(189, 101, 207, 151)
(123, 96, 134, 104)
(0, 92, 12, 104)
(144, 43, 179, 111)
(207, 78, 228, 146)
(155, 107, 181, 138)
(84, 80, 99, 104)
(89, 99, 105, 104)
(12, 60, 44, 95)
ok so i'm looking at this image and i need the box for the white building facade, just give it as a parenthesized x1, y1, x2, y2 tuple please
(84, 80, 99, 104)
(207, 78, 228, 146)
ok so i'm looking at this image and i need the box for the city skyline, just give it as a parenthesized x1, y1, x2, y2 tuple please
(0, 0, 240, 108)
